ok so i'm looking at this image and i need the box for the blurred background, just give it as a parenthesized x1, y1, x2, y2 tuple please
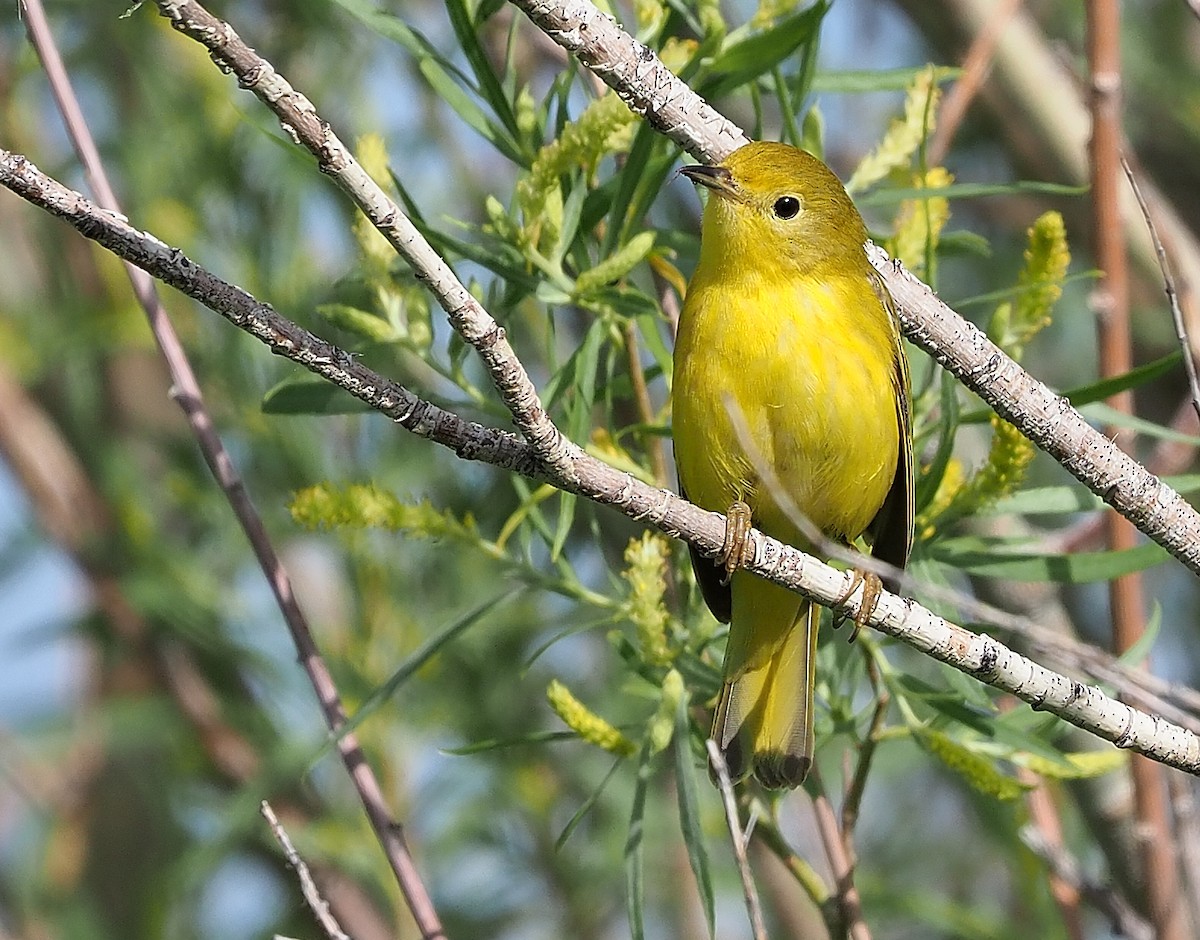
(2, 1, 1199, 938)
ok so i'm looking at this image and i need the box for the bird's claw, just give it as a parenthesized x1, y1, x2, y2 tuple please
(833, 568, 883, 642)
(720, 500, 754, 585)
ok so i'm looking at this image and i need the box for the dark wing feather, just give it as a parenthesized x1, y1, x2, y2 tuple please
(865, 269, 914, 589)
(680, 484, 733, 623)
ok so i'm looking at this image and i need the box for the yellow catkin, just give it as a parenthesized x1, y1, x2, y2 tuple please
(890, 166, 953, 278)
(518, 93, 636, 248)
(645, 668, 685, 754)
(991, 211, 1070, 360)
(623, 533, 673, 666)
(546, 680, 636, 756)
(847, 66, 941, 194)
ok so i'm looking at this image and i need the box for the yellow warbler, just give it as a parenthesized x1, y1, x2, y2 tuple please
(674, 142, 913, 789)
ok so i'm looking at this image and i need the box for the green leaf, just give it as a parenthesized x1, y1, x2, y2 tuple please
(673, 696, 715, 936)
(701, 3, 829, 99)
(1116, 601, 1161, 669)
(341, 590, 515, 740)
(555, 758, 623, 849)
(445, 729, 582, 755)
(1019, 748, 1126, 780)
(810, 66, 961, 93)
(443, 0, 522, 141)
(958, 350, 1183, 426)
(625, 741, 656, 940)
(576, 231, 657, 296)
(894, 674, 996, 734)
(989, 476, 1200, 516)
(417, 59, 519, 163)
(1063, 351, 1182, 405)
(334, 0, 522, 163)
(262, 377, 374, 415)
(1079, 401, 1200, 445)
(985, 485, 1103, 516)
(915, 369, 960, 514)
(316, 303, 399, 343)
(860, 180, 1087, 207)
(931, 537, 1169, 583)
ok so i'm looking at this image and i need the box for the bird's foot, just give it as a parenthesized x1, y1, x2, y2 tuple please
(833, 568, 884, 642)
(719, 500, 754, 585)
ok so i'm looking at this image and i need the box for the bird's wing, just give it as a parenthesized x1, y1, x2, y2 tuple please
(865, 268, 914, 582)
(680, 484, 733, 624)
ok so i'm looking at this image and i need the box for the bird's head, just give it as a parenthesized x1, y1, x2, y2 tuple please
(681, 141, 868, 280)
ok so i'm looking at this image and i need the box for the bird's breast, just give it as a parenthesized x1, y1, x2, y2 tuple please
(673, 272, 900, 546)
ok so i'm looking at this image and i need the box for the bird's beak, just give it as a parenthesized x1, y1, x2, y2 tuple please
(679, 164, 740, 201)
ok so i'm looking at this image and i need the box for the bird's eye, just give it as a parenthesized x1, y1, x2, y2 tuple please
(773, 195, 801, 220)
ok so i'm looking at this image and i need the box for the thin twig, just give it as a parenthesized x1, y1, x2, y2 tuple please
(261, 801, 352, 940)
(1168, 771, 1200, 932)
(840, 649, 889, 840)
(928, 0, 1024, 165)
(1020, 825, 1152, 940)
(5, 154, 1200, 775)
(748, 811, 831, 907)
(810, 770, 871, 940)
(1010, 707, 1085, 940)
(706, 740, 767, 940)
(18, 3, 445, 935)
(1121, 155, 1200, 422)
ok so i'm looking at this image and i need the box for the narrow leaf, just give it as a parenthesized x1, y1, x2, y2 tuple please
(555, 758, 623, 849)
(262, 377, 373, 415)
(673, 695, 715, 936)
(625, 741, 656, 940)
(931, 538, 1169, 583)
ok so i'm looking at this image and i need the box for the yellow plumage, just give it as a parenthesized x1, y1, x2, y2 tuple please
(673, 142, 913, 789)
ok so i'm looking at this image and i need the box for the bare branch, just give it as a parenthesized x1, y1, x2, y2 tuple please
(154, 0, 570, 477)
(706, 740, 767, 940)
(261, 801, 353, 940)
(810, 771, 870, 940)
(3, 150, 1200, 774)
(1021, 825, 1152, 940)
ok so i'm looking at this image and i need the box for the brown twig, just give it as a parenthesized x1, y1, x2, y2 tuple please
(1020, 825, 1152, 940)
(1168, 771, 1200, 932)
(1087, 4, 1186, 937)
(706, 740, 767, 940)
(840, 649, 889, 841)
(927, 0, 1024, 165)
(810, 769, 870, 940)
(262, 801, 352, 940)
(19, 3, 445, 935)
(1009, 700, 1085, 940)
(623, 321, 670, 487)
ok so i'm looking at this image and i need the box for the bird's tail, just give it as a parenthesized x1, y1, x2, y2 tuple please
(712, 576, 817, 789)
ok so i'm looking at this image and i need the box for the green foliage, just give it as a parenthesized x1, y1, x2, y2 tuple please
(7, 3, 1191, 940)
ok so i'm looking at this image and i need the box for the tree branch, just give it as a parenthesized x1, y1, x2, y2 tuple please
(3, 150, 1199, 775)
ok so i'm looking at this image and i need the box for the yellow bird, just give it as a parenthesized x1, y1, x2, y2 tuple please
(673, 141, 913, 789)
